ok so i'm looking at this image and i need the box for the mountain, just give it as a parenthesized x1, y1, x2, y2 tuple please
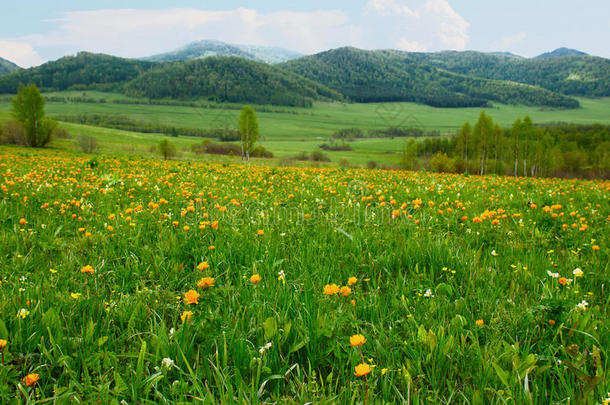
(280, 47, 579, 108)
(0, 52, 154, 93)
(410, 50, 610, 97)
(125, 56, 343, 107)
(536, 48, 588, 58)
(143, 40, 302, 64)
(0, 57, 20, 76)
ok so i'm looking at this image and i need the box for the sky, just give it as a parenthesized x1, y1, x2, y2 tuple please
(0, 0, 608, 67)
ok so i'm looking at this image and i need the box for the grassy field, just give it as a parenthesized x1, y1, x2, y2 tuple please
(0, 146, 607, 403)
(2, 92, 610, 167)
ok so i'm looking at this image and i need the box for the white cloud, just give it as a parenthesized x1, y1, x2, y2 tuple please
(491, 32, 527, 52)
(395, 39, 427, 52)
(0, 40, 45, 67)
(365, 0, 470, 51)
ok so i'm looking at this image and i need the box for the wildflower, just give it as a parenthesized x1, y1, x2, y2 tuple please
(340, 286, 352, 296)
(548, 319, 556, 326)
(350, 299, 356, 306)
(259, 342, 273, 355)
(184, 290, 200, 305)
(547, 270, 559, 278)
(323, 284, 340, 295)
(350, 334, 366, 347)
(592, 245, 600, 251)
(70, 293, 82, 299)
(0, 339, 6, 349)
(180, 311, 193, 322)
(250, 274, 262, 284)
(17, 308, 30, 319)
(354, 363, 371, 377)
(277, 270, 286, 285)
(256, 229, 264, 236)
(475, 319, 484, 326)
(559, 277, 569, 285)
(197, 262, 210, 271)
(576, 300, 589, 311)
(161, 358, 175, 368)
(423, 289, 434, 298)
(491, 250, 498, 256)
(80, 265, 95, 274)
(347, 277, 358, 286)
(381, 368, 388, 375)
(22, 373, 39, 387)
(572, 268, 583, 277)
(197, 277, 215, 288)
(49, 268, 57, 274)
(19, 218, 27, 225)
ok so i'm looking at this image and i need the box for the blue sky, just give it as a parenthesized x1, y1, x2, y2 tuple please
(1, 0, 608, 67)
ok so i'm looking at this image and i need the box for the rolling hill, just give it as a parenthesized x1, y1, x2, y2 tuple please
(0, 57, 19, 76)
(536, 47, 588, 58)
(143, 40, 302, 64)
(280, 47, 579, 108)
(124, 56, 343, 107)
(0, 52, 154, 93)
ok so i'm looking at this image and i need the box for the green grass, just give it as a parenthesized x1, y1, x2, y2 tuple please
(0, 146, 607, 403)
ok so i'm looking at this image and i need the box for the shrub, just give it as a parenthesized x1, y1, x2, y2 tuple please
(428, 153, 456, 173)
(310, 151, 330, 162)
(78, 134, 98, 153)
(158, 139, 177, 160)
(0, 121, 26, 145)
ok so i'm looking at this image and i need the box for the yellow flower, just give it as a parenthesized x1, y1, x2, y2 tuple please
(256, 229, 265, 236)
(354, 363, 371, 377)
(349, 334, 366, 347)
(475, 319, 484, 326)
(323, 284, 340, 295)
(70, 293, 82, 299)
(17, 308, 30, 319)
(181, 311, 193, 322)
(49, 268, 57, 274)
(80, 265, 95, 274)
(0, 339, 7, 349)
(381, 368, 388, 375)
(197, 262, 210, 271)
(19, 218, 27, 225)
(340, 286, 352, 296)
(347, 277, 358, 286)
(250, 274, 262, 284)
(23, 373, 39, 387)
(197, 277, 215, 288)
(184, 290, 200, 305)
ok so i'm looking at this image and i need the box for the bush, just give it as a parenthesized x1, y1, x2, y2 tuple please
(428, 153, 456, 173)
(78, 134, 98, 153)
(310, 151, 330, 162)
(367, 160, 378, 169)
(158, 139, 177, 160)
(0, 121, 26, 145)
(250, 146, 274, 158)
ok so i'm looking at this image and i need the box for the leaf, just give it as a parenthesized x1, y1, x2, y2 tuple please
(288, 337, 309, 355)
(263, 317, 278, 340)
(492, 362, 510, 388)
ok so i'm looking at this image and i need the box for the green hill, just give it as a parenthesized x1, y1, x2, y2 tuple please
(124, 56, 343, 107)
(411, 50, 610, 97)
(0, 57, 19, 76)
(280, 47, 579, 108)
(0, 52, 154, 93)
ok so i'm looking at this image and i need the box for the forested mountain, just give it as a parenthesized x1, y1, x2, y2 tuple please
(0, 52, 155, 93)
(411, 50, 610, 97)
(280, 47, 579, 108)
(0, 57, 19, 76)
(125, 57, 343, 107)
(536, 48, 588, 58)
(143, 40, 301, 64)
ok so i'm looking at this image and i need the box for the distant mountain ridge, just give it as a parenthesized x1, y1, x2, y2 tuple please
(0, 57, 20, 76)
(536, 47, 588, 58)
(143, 40, 302, 64)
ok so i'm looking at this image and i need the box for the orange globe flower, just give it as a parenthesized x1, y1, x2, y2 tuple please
(347, 277, 358, 286)
(256, 229, 264, 236)
(349, 334, 366, 347)
(340, 286, 352, 296)
(250, 274, 262, 284)
(323, 284, 340, 295)
(475, 319, 484, 326)
(180, 311, 193, 322)
(80, 265, 94, 274)
(19, 218, 27, 225)
(0, 339, 7, 349)
(354, 363, 371, 377)
(23, 373, 39, 386)
(197, 261, 210, 271)
(197, 277, 215, 288)
(558, 277, 569, 285)
(184, 290, 200, 305)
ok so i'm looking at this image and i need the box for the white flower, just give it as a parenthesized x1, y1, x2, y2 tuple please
(169, 328, 175, 338)
(491, 250, 498, 256)
(547, 270, 559, 278)
(572, 268, 583, 277)
(576, 300, 589, 311)
(423, 289, 434, 298)
(17, 308, 30, 319)
(259, 342, 273, 355)
(161, 358, 175, 368)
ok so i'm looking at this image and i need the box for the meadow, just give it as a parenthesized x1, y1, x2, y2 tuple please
(2, 92, 610, 166)
(0, 146, 608, 403)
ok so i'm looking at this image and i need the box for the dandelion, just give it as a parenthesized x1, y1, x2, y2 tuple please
(180, 311, 193, 322)
(184, 290, 200, 305)
(348, 277, 358, 286)
(197, 277, 215, 288)
(354, 362, 371, 377)
(197, 262, 210, 271)
(80, 265, 95, 274)
(250, 274, 262, 284)
(323, 284, 340, 295)
(23, 373, 39, 387)
(350, 334, 366, 347)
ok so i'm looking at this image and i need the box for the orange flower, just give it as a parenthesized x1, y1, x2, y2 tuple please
(347, 277, 358, 286)
(180, 311, 193, 322)
(592, 245, 600, 251)
(23, 373, 39, 386)
(475, 319, 484, 326)
(184, 290, 200, 305)
(80, 265, 94, 274)
(211, 221, 218, 229)
(323, 284, 340, 295)
(0, 339, 7, 349)
(256, 229, 264, 236)
(250, 274, 262, 284)
(340, 286, 352, 296)
(197, 261, 210, 271)
(19, 218, 27, 225)
(349, 334, 366, 347)
(197, 277, 215, 288)
(558, 277, 568, 285)
(354, 363, 371, 377)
